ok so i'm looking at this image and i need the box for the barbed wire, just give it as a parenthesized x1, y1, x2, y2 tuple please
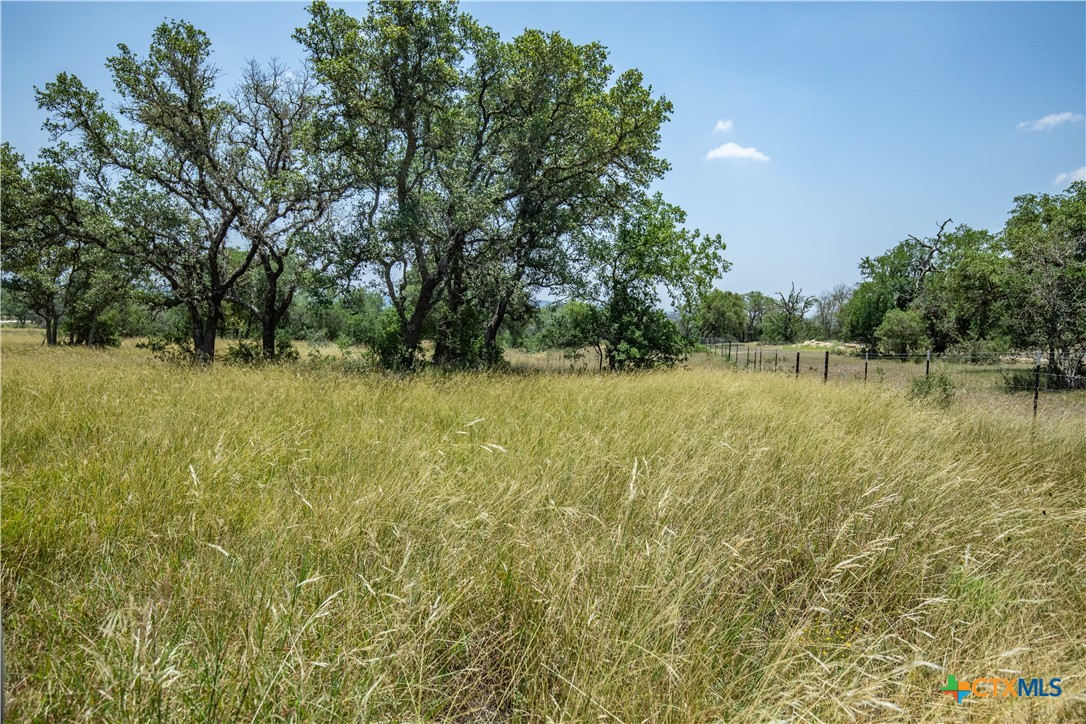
(701, 343, 1085, 395)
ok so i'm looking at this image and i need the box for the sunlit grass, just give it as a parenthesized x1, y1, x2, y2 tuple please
(2, 328, 1084, 720)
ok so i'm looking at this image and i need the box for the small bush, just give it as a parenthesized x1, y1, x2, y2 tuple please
(223, 339, 263, 365)
(223, 334, 299, 365)
(135, 333, 202, 365)
(275, 334, 300, 362)
(908, 371, 956, 407)
(876, 309, 930, 355)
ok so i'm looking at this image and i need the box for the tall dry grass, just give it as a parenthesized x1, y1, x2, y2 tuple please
(2, 329, 1084, 721)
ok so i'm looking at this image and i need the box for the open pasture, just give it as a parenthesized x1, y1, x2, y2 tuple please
(2, 331, 1084, 720)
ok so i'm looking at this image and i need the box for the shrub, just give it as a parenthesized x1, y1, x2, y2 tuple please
(876, 309, 930, 355)
(908, 371, 956, 407)
(222, 339, 263, 365)
(135, 331, 202, 365)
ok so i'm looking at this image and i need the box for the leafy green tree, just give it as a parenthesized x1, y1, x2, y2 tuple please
(841, 280, 893, 348)
(1, 144, 75, 344)
(842, 227, 945, 347)
(297, 0, 673, 368)
(742, 291, 772, 341)
(765, 283, 814, 344)
(1001, 181, 1086, 379)
(911, 225, 1005, 355)
(230, 61, 345, 358)
(581, 194, 728, 369)
(37, 21, 263, 361)
(541, 301, 606, 369)
(1, 143, 137, 345)
(698, 289, 746, 340)
(876, 308, 930, 355)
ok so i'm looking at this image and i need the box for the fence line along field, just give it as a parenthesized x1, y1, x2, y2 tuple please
(2, 331, 1084, 720)
(509, 341, 1086, 423)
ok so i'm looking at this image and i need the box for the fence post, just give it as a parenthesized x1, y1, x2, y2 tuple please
(864, 352, 868, 383)
(774, 350, 778, 371)
(823, 350, 829, 383)
(1033, 351, 1042, 420)
(746, 346, 750, 369)
(795, 351, 800, 378)
(925, 350, 931, 377)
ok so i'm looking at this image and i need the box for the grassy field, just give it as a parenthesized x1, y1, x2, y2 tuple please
(510, 345, 1086, 422)
(2, 328, 1085, 721)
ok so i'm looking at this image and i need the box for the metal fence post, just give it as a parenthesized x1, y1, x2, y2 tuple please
(864, 352, 869, 383)
(926, 350, 931, 377)
(795, 351, 800, 378)
(823, 350, 829, 383)
(1033, 351, 1042, 420)
(774, 350, 778, 371)
(746, 346, 750, 369)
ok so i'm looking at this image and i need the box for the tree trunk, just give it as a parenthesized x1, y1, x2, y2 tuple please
(199, 313, 218, 362)
(482, 297, 509, 363)
(398, 275, 443, 370)
(261, 315, 278, 359)
(400, 316, 424, 370)
(44, 316, 59, 346)
(190, 305, 219, 363)
(258, 253, 294, 359)
(261, 276, 280, 360)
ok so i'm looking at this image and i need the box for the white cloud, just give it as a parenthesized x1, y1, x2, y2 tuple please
(1018, 112, 1083, 131)
(714, 119, 733, 133)
(1054, 166, 1086, 186)
(705, 142, 769, 162)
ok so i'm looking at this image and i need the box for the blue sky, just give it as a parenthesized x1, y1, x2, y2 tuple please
(3, 1, 1084, 296)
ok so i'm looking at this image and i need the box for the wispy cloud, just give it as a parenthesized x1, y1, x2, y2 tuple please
(1018, 112, 1083, 131)
(1054, 166, 1086, 186)
(714, 119, 733, 133)
(706, 142, 769, 162)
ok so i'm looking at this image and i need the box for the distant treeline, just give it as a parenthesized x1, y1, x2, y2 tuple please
(695, 182, 1085, 379)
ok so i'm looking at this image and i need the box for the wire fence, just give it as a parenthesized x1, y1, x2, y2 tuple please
(701, 338, 1085, 421)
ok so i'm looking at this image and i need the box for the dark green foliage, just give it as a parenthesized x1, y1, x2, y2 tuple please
(574, 194, 728, 369)
(296, 1, 676, 368)
(841, 281, 894, 349)
(1, 143, 139, 346)
(876, 309, 930, 355)
(908, 372, 956, 407)
(762, 283, 814, 344)
(601, 293, 690, 369)
(698, 289, 746, 340)
(1000, 182, 1086, 378)
(13, 2, 1080, 377)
